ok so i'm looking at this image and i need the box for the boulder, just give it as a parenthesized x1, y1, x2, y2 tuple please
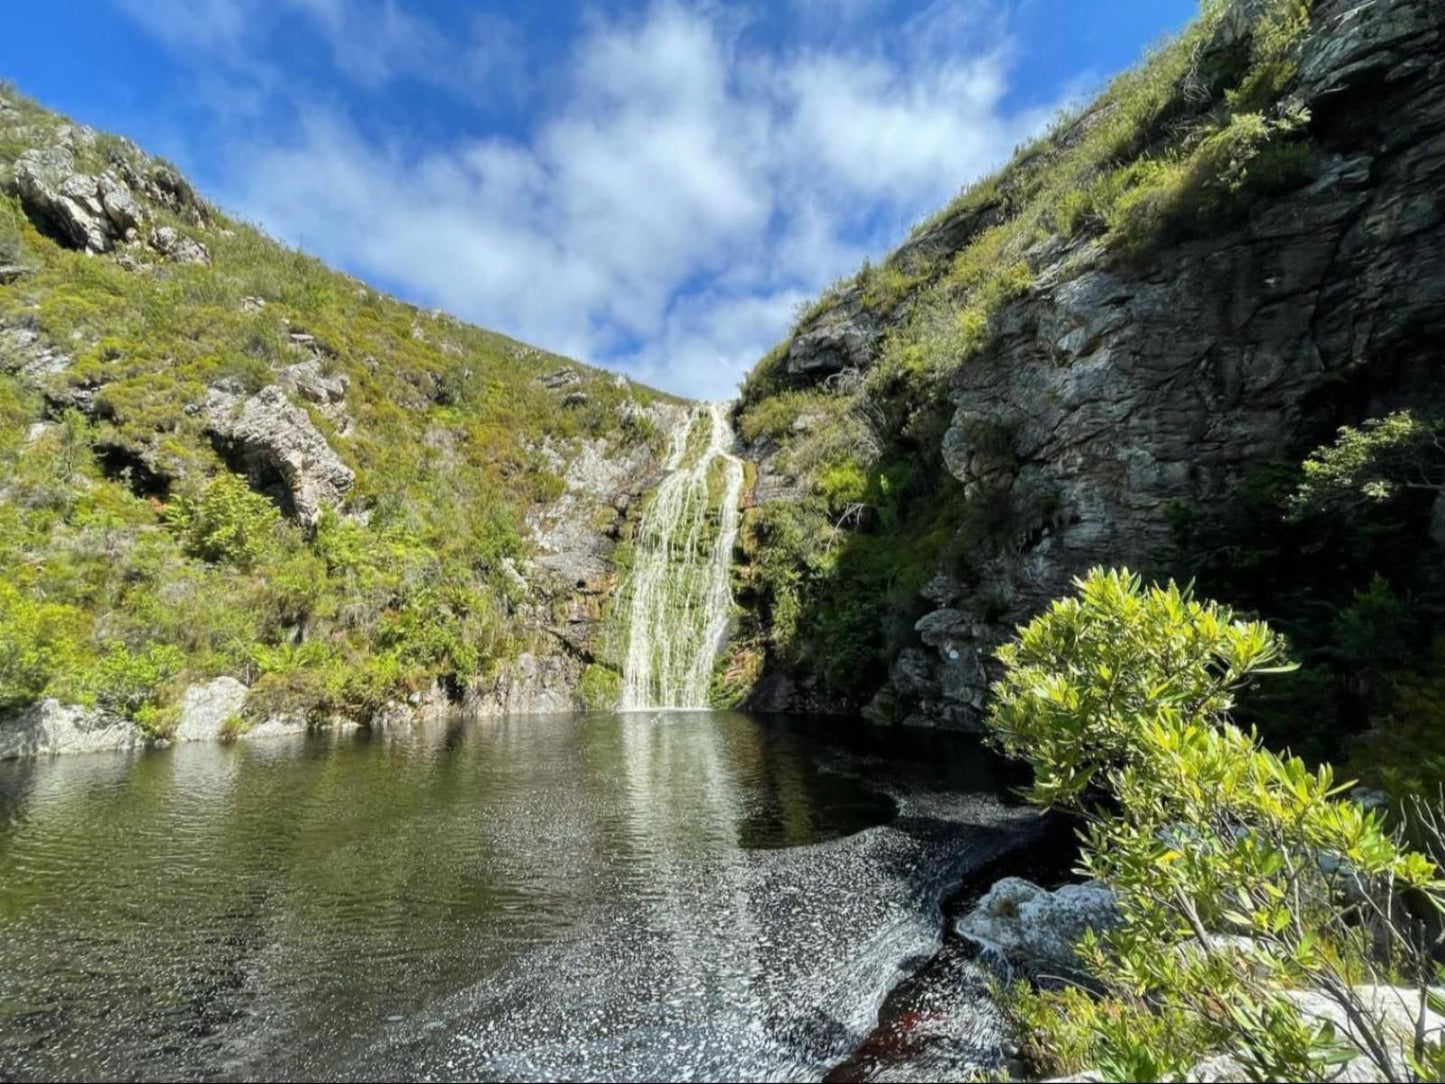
(172, 677, 248, 743)
(148, 225, 209, 264)
(0, 700, 144, 759)
(1179, 986, 1445, 1083)
(204, 381, 355, 525)
(957, 877, 1120, 972)
(241, 715, 311, 742)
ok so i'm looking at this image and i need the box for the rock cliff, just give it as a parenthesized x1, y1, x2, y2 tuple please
(734, 0, 1445, 730)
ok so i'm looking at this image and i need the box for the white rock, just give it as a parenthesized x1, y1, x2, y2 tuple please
(172, 677, 248, 743)
(0, 699, 144, 759)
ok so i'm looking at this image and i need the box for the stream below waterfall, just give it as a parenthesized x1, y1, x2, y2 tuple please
(0, 711, 1036, 1082)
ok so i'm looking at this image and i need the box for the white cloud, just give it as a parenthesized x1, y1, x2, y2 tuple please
(115, 0, 524, 104)
(116, 0, 1053, 399)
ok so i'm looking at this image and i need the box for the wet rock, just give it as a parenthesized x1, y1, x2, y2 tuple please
(172, 677, 248, 743)
(204, 381, 355, 525)
(890, 648, 937, 699)
(956, 878, 1120, 973)
(242, 715, 311, 742)
(0, 700, 144, 759)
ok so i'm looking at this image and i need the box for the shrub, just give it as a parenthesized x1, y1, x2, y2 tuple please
(989, 569, 1445, 1082)
(0, 582, 84, 708)
(1289, 412, 1445, 520)
(64, 640, 186, 733)
(168, 473, 283, 570)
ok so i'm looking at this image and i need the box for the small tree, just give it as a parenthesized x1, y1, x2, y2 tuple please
(1289, 412, 1445, 520)
(990, 568, 1445, 1082)
(168, 473, 281, 570)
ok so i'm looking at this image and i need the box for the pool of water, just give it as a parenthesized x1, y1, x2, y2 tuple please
(0, 710, 1033, 1081)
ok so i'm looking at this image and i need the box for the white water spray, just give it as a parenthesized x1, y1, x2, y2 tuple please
(620, 402, 745, 711)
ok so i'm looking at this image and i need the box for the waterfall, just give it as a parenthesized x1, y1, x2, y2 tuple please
(619, 402, 745, 711)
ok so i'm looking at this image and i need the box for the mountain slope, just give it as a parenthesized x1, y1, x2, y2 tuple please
(727, 0, 1445, 785)
(0, 84, 684, 746)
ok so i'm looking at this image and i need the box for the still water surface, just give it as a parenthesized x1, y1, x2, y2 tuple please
(0, 711, 1029, 1081)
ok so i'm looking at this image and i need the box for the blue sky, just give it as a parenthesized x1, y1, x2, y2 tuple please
(5, 0, 1197, 398)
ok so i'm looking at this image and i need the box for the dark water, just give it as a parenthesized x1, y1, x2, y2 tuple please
(0, 711, 1032, 1082)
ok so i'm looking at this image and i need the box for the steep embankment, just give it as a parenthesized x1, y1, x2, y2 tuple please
(0, 86, 685, 755)
(728, 0, 1445, 781)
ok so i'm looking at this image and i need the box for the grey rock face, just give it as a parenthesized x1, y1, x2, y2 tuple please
(14, 147, 135, 253)
(0, 322, 72, 382)
(280, 358, 351, 432)
(749, 0, 1445, 726)
(172, 677, 248, 743)
(0, 700, 144, 759)
(204, 382, 355, 525)
(787, 289, 881, 377)
(470, 652, 580, 716)
(956, 877, 1120, 972)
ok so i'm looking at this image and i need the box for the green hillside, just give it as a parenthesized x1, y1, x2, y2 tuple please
(0, 82, 677, 734)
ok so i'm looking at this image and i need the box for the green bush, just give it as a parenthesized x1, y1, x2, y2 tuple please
(0, 582, 84, 708)
(578, 664, 622, 711)
(989, 569, 1445, 1082)
(69, 641, 185, 720)
(168, 473, 284, 570)
(1290, 412, 1445, 520)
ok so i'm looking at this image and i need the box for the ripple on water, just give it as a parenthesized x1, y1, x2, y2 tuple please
(0, 711, 1032, 1082)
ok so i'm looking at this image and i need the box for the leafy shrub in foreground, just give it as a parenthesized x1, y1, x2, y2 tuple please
(990, 569, 1445, 1082)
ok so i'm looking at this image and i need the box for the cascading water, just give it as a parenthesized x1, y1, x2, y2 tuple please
(620, 401, 745, 710)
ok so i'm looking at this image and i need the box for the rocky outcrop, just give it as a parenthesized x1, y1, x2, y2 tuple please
(956, 878, 1120, 973)
(0, 700, 144, 759)
(280, 356, 351, 433)
(787, 289, 881, 377)
(203, 380, 355, 525)
(469, 652, 581, 716)
(13, 146, 140, 253)
(147, 224, 209, 264)
(747, 0, 1445, 727)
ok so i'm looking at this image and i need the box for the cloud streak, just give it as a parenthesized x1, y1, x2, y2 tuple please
(115, 0, 1053, 398)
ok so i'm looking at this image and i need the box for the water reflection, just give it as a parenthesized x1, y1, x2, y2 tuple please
(0, 711, 1024, 1081)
